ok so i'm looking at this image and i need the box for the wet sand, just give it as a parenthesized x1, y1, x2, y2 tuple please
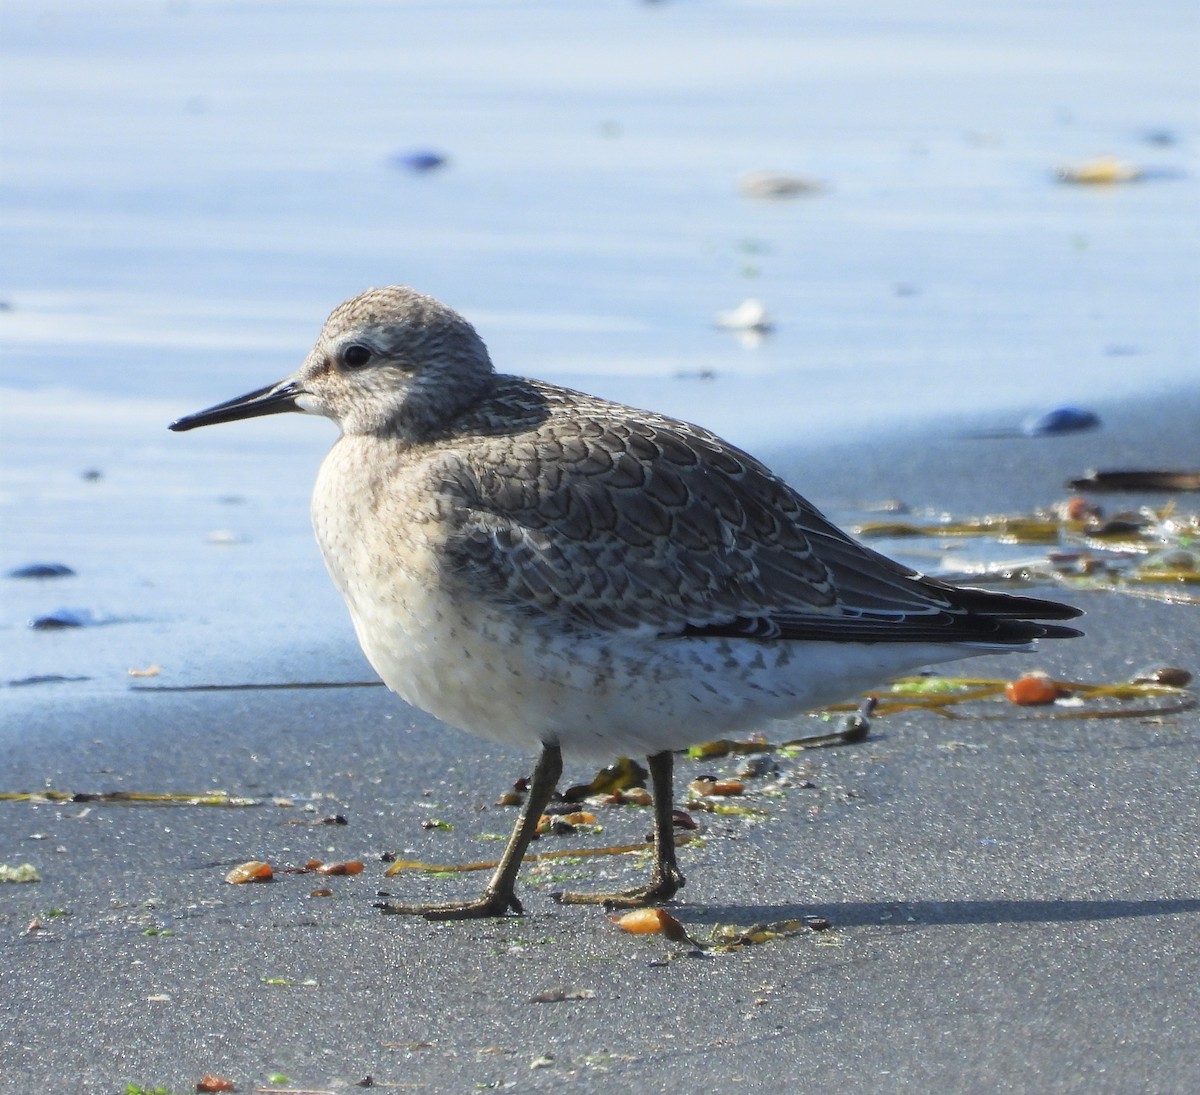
(2, 389, 1198, 1093)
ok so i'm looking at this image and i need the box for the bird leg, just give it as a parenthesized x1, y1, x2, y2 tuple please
(553, 749, 685, 908)
(377, 742, 562, 921)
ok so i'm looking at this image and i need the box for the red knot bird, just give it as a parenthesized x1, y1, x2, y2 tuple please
(171, 286, 1082, 920)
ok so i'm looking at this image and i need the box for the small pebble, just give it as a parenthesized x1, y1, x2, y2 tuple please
(1131, 666, 1192, 688)
(715, 298, 772, 333)
(1005, 675, 1061, 706)
(739, 170, 824, 198)
(7, 563, 75, 579)
(736, 755, 775, 779)
(1056, 156, 1141, 185)
(391, 149, 447, 172)
(30, 609, 92, 630)
(1022, 407, 1100, 437)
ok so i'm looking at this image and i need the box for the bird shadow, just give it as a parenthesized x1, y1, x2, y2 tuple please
(678, 896, 1200, 928)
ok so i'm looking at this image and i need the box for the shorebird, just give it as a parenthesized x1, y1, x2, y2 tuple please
(171, 286, 1083, 920)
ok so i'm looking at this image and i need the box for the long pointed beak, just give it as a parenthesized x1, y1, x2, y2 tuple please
(169, 379, 303, 432)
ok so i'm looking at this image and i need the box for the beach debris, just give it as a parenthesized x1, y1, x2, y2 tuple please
(612, 910, 833, 954)
(0, 863, 40, 883)
(28, 608, 93, 630)
(1023, 406, 1100, 436)
(609, 907, 690, 940)
(1056, 155, 1141, 185)
(1140, 128, 1176, 146)
(224, 860, 273, 884)
(691, 704, 871, 756)
(206, 529, 246, 545)
(687, 737, 770, 759)
(195, 1075, 235, 1093)
(736, 754, 776, 779)
(284, 812, 348, 826)
(128, 664, 161, 678)
(1059, 496, 1104, 522)
(390, 148, 447, 172)
(958, 407, 1101, 440)
(739, 170, 824, 198)
(856, 495, 1199, 601)
(687, 776, 745, 798)
(310, 888, 334, 898)
(1067, 469, 1200, 493)
(1004, 674, 1063, 706)
(826, 697, 876, 745)
(715, 298, 773, 334)
(563, 756, 648, 801)
(311, 859, 364, 875)
(537, 809, 601, 836)
(529, 986, 597, 1003)
(708, 915, 832, 951)
(562, 811, 599, 826)
(838, 673, 1195, 721)
(268, 858, 364, 878)
(672, 808, 698, 830)
(6, 563, 74, 579)
(1131, 665, 1192, 688)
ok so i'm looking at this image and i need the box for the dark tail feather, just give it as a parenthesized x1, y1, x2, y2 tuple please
(942, 584, 1084, 622)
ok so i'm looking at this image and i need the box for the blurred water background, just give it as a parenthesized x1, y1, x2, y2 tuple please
(1, 0, 1197, 707)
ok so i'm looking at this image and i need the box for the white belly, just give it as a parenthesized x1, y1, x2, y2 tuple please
(311, 439, 995, 761)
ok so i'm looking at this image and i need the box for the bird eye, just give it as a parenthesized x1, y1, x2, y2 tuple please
(342, 344, 372, 369)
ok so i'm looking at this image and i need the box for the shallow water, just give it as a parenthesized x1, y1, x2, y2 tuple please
(1, 0, 1197, 721)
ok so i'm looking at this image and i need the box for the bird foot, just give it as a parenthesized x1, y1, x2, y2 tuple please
(374, 890, 523, 921)
(552, 867, 684, 909)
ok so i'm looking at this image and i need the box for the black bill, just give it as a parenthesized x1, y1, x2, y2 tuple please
(169, 380, 303, 432)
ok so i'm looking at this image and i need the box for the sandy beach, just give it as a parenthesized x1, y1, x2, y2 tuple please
(3, 386, 1198, 1093)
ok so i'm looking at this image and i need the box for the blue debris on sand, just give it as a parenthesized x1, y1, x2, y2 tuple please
(29, 608, 98, 630)
(1022, 407, 1101, 437)
(390, 149, 447, 172)
(8, 674, 92, 687)
(7, 563, 75, 579)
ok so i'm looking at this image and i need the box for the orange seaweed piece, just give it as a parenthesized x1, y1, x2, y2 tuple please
(608, 907, 688, 940)
(315, 860, 364, 875)
(1005, 676, 1060, 706)
(224, 860, 272, 884)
